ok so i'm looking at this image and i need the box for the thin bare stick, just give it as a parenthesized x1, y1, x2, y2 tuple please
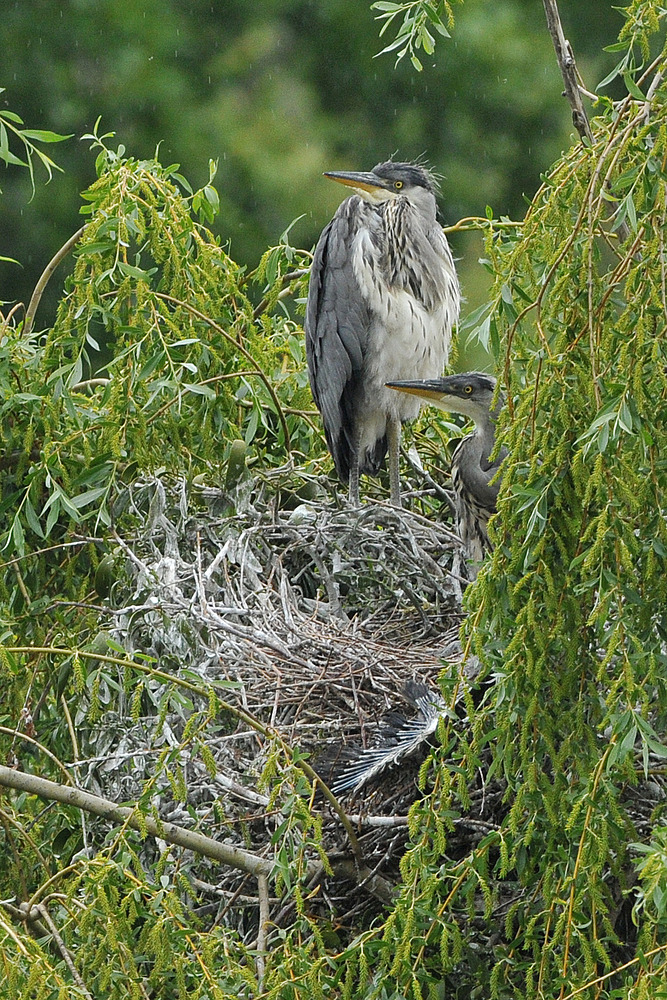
(644, 70, 664, 121)
(61, 695, 87, 850)
(2, 302, 24, 326)
(345, 813, 409, 827)
(253, 268, 309, 320)
(24, 226, 85, 336)
(36, 902, 94, 1000)
(70, 378, 111, 391)
(0, 725, 74, 786)
(542, 0, 631, 245)
(0, 538, 103, 571)
(255, 873, 271, 987)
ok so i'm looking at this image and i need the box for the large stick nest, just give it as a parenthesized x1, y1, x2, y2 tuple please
(80, 469, 492, 933)
(74, 469, 664, 945)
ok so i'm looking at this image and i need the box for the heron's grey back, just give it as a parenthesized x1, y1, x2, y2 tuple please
(305, 197, 374, 480)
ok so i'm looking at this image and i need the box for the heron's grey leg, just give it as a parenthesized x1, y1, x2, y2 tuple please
(349, 463, 360, 508)
(451, 549, 464, 605)
(387, 416, 402, 508)
(348, 426, 361, 507)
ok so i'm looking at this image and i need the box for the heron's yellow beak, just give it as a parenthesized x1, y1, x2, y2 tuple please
(385, 380, 465, 415)
(323, 170, 388, 195)
(387, 384, 444, 402)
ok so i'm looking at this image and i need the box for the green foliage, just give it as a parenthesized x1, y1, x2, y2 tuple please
(1, 855, 258, 998)
(0, 87, 71, 199)
(372, 1, 461, 71)
(0, 125, 326, 1000)
(4, 3, 667, 998)
(0, 123, 316, 579)
(0, 0, 614, 320)
(633, 827, 667, 937)
(334, 3, 667, 997)
(0, 636, 336, 998)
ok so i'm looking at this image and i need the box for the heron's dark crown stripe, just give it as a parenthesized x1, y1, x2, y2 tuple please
(371, 160, 437, 193)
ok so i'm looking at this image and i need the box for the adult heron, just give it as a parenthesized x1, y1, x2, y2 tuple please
(305, 161, 460, 507)
(387, 372, 506, 576)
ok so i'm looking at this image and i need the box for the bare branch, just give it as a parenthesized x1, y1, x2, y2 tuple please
(542, 0, 632, 245)
(24, 226, 85, 336)
(36, 902, 94, 1000)
(0, 764, 400, 906)
(1, 900, 50, 939)
(644, 70, 664, 122)
(0, 764, 272, 878)
(542, 0, 594, 145)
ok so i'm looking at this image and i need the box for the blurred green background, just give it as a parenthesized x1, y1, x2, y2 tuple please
(1, 0, 620, 343)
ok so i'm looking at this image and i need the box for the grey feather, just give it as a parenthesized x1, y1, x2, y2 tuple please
(331, 682, 448, 795)
(305, 161, 460, 503)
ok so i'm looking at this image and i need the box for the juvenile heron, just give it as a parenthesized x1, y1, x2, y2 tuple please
(387, 372, 506, 576)
(305, 161, 460, 507)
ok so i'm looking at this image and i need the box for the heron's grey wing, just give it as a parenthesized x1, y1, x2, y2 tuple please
(331, 690, 446, 795)
(305, 198, 371, 481)
(453, 439, 507, 565)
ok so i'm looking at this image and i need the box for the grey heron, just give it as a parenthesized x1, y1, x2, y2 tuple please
(305, 161, 460, 507)
(387, 372, 506, 576)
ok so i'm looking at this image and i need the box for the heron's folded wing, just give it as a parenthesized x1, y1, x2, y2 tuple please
(305, 198, 371, 479)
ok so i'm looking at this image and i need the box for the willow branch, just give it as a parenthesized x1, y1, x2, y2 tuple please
(0, 764, 395, 904)
(1, 900, 50, 939)
(154, 292, 292, 457)
(24, 226, 85, 337)
(0, 764, 271, 877)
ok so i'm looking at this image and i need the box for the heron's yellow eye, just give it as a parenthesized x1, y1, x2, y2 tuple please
(465, 384, 473, 394)
(394, 180, 403, 190)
